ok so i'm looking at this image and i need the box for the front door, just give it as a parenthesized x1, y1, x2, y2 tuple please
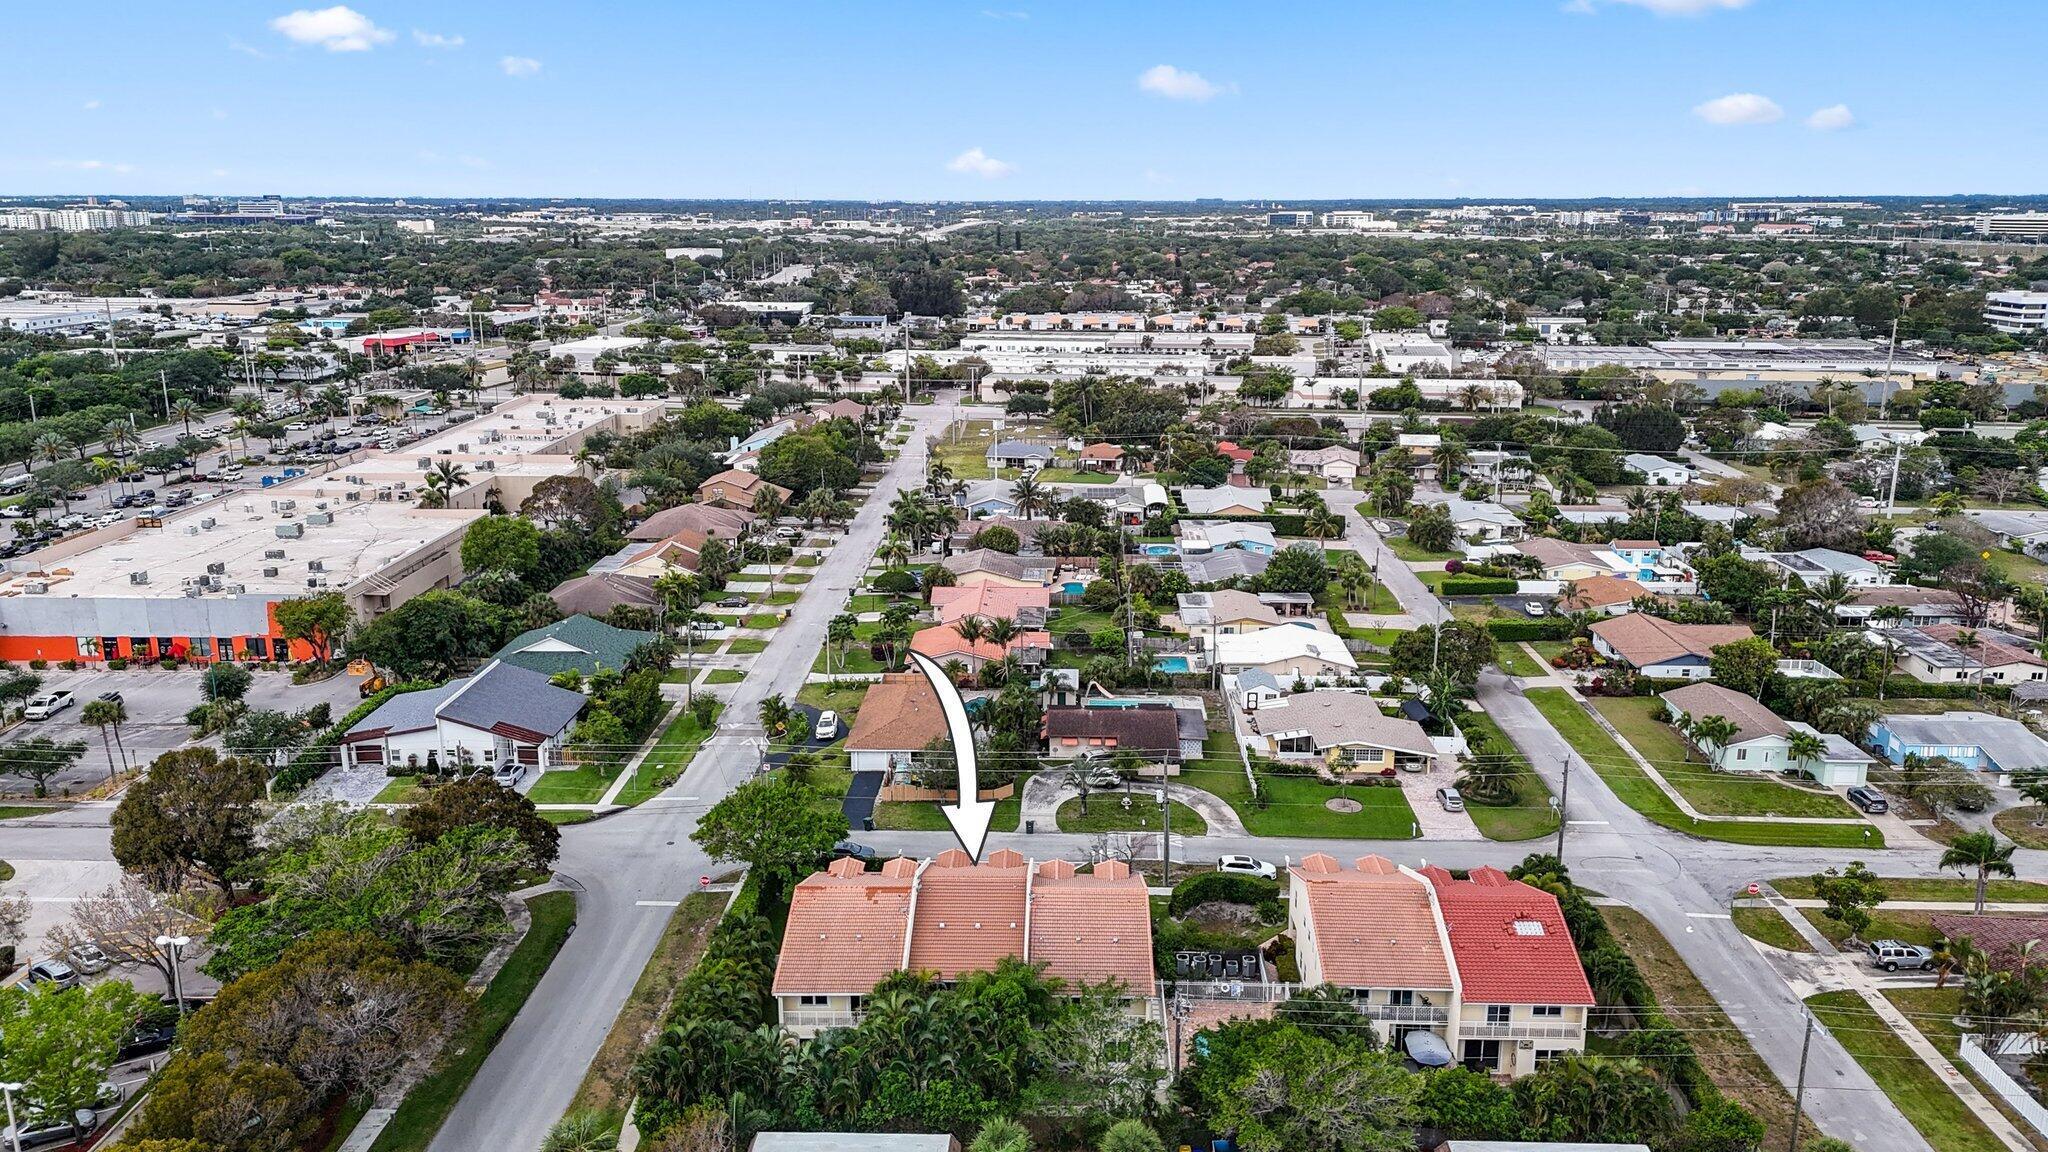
(1460, 1039, 1501, 1072)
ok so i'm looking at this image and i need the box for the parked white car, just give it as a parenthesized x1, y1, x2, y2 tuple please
(1217, 854, 1278, 880)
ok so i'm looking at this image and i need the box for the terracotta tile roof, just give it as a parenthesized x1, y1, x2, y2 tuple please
(909, 625, 1052, 664)
(1288, 854, 1453, 990)
(905, 850, 1029, 979)
(1419, 866, 1594, 1006)
(843, 673, 946, 753)
(929, 584, 1051, 626)
(1027, 858, 1155, 990)
(1589, 613, 1753, 667)
(772, 856, 916, 996)
(1930, 914, 2048, 963)
(1559, 574, 1651, 611)
(1078, 443, 1125, 460)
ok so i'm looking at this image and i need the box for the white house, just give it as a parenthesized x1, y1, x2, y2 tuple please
(1621, 453, 1692, 487)
(339, 660, 586, 779)
(1438, 498, 1526, 543)
(1210, 627, 1358, 683)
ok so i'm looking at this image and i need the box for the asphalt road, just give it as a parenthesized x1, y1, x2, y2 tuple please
(426, 396, 967, 1152)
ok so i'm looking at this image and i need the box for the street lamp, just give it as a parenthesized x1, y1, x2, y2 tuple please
(155, 935, 191, 1017)
(1, 1080, 24, 1152)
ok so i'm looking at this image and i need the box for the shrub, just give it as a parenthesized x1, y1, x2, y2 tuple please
(1168, 870, 1280, 917)
(27, 658, 47, 670)
(1439, 576, 1518, 596)
(1485, 617, 1574, 642)
(107, 658, 128, 670)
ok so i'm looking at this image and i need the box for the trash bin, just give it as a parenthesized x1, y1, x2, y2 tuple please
(1025, 819, 1036, 834)
(862, 817, 875, 832)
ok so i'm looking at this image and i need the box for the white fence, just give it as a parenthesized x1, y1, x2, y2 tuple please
(1959, 1035, 2048, 1138)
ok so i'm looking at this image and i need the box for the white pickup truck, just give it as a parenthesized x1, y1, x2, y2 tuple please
(24, 690, 75, 720)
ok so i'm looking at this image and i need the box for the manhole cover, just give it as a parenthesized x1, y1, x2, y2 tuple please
(1325, 798, 1363, 813)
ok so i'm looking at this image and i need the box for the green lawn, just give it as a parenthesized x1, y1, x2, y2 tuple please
(1985, 547, 2048, 586)
(1886, 987, 2048, 1150)
(783, 573, 813, 585)
(1806, 989, 2008, 1152)
(526, 764, 621, 805)
(1034, 468, 1116, 484)
(1993, 806, 2048, 849)
(845, 594, 899, 614)
(1494, 644, 1546, 678)
(1798, 906, 1952, 948)
(796, 681, 870, 719)
(1531, 640, 1572, 665)
(1771, 876, 2048, 903)
(373, 776, 422, 804)
(743, 613, 782, 629)
(728, 638, 768, 655)
(1522, 689, 1881, 848)
(541, 810, 598, 826)
(1048, 606, 1120, 635)
(368, 891, 577, 1152)
(1387, 535, 1461, 562)
(1057, 796, 1208, 836)
(1730, 905, 1812, 952)
(1589, 697, 1858, 818)
(813, 646, 890, 674)
(618, 703, 724, 807)
(0, 807, 48, 821)
(1181, 730, 1418, 839)
(704, 668, 747, 685)
(870, 797, 1023, 833)
(1413, 568, 1450, 589)
(1456, 710, 1559, 842)
(765, 591, 800, 606)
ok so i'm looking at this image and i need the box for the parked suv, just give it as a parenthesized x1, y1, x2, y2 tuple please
(1867, 939, 1933, 972)
(1846, 786, 1889, 814)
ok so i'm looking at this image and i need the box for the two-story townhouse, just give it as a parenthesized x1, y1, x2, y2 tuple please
(1420, 866, 1596, 1076)
(1287, 855, 1461, 1063)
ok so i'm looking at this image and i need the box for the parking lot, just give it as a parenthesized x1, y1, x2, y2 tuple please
(2, 667, 367, 796)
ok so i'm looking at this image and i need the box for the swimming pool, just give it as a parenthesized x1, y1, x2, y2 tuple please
(1153, 656, 1194, 674)
(1061, 581, 1087, 596)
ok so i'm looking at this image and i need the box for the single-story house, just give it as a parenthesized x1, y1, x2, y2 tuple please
(949, 514, 1047, 555)
(1043, 704, 1185, 770)
(1558, 574, 1651, 616)
(339, 660, 586, 777)
(955, 479, 1023, 518)
(1176, 519, 1278, 556)
(1515, 538, 1611, 582)
(907, 623, 1052, 672)
(985, 441, 1054, 472)
(1249, 690, 1435, 773)
(843, 673, 947, 775)
(1439, 498, 1525, 543)
(628, 502, 754, 542)
(1210, 627, 1358, 683)
(929, 584, 1050, 629)
(1554, 504, 1631, 527)
(1232, 668, 1287, 710)
(1621, 453, 1691, 486)
(1076, 442, 1125, 472)
(1765, 548, 1888, 589)
(1176, 589, 1283, 634)
(1967, 510, 2048, 557)
(1180, 485, 1270, 517)
(698, 469, 792, 511)
(1289, 445, 1361, 484)
(1181, 549, 1270, 584)
(1659, 681, 1869, 786)
(493, 615, 657, 680)
(1602, 540, 1695, 586)
(1889, 625, 2048, 686)
(1587, 614, 1754, 679)
(1836, 586, 1969, 629)
(1871, 712, 2048, 776)
(548, 572, 660, 618)
(940, 549, 1055, 588)
(812, 397, 874, 423)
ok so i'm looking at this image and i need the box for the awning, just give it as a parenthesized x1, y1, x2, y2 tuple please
(1403, 1029, 1453, 1067)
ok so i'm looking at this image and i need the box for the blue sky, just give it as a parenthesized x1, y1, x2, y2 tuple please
(7, 0, 2043, 200)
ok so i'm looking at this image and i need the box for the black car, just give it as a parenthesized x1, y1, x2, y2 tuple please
(1846, 786, 1889, 814)
(717, 597, 747, 609)
(116, 1020, 179, 1063)
(96, 690, 123, 706)
(832, 840, 877, 862)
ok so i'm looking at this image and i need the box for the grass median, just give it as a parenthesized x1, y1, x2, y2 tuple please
(1806, 989, 2008, 1152)
(368, 890, 578, 1152)
(1523, 688, 1881, 848)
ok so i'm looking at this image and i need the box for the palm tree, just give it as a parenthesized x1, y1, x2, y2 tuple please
(1869, 604, 1908, 699)
(1931, 935, 1985, 989)
(420, 460, 469, 509)
(541, 1109, 619, 1152)
(80, 697, 128, 783)
(101, 419, 139, 460)
(1010, 474, 1050, 520)
(1302, 506, 1343, 542)
(879, 534, 911, 569)
(1785, 730, 1827, 779)
(227, 418, 253, 459)
(827, 613, 856, 674)
(32, 431, 72, 469)
(1940, 831, 2017, 915)
(954, 616, 988, 647)
(752, 487, 786, 524)
(1811, 574, 1854, 629)
(90, 455, 126, 499)
(169, 397, 202, 437)
(1685, 714, 1739, 763)
(984, 617, 1021, 648)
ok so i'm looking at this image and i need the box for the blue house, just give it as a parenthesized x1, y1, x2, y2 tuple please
(1870, 712, 2048, 775)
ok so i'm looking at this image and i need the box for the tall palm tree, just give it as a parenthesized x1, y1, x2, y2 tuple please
(1785, 730, 1828, 777)
(101, 419, 139, 460)
(420, 460, 469, 508)
(169, 398, 201, 437)
(80, 697, 128, 783)
(1685, 714, 1739, 763)
(953, 616, 988, 646)
(32, 431, 72, 468)
(227, 418, 253, 459)
(1940, 831, 2017, 915)
(984, 616, 1020, 648)
(1302, 506, 1343, 542)
(90, 456, 126, 499)
(752, 487, 786, 524)
(1010, 475, 1050, 520)
(879, 534, 911, 569)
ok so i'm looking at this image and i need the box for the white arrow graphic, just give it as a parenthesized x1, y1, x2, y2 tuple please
(907, 650, 994, 862)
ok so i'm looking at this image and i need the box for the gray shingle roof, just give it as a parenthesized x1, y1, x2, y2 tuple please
(438, 661, 587, 739)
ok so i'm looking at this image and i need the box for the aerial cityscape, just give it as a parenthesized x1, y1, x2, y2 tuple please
(4, 4, 2048, 1152)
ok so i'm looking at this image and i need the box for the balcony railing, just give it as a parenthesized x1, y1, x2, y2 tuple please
(782, 1010, 862, 1030)
(1457, 1021, 1584, 1041)
(1359, 1003, 1451, 1024)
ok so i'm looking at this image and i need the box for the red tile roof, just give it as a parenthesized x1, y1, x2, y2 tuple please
(906, 850, 1029, 979)
(1288, 854, 1453, 990)
(843, 673, 946, 753)
(1028, 859, 1155, 990)
(772, 856, 914, 996)
(1419, 866, 1594, 1006)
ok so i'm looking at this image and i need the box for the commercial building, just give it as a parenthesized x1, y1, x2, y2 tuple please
(1540, 339, 1943, 387)
(0, 207, 156, 231)
(1985, 291, 2048, 335)
(0, 396, 661, 665)
(1977, 213, 2048, 239)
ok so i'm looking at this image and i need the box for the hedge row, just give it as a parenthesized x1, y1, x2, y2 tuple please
(1168, 870, 1281, 917)
(1199, 513, 1311, 537)
(1843, 678, 2012, 701)
(1484, 617, 1575, 641)
(1439, 576, 1519, 596)
(271, 679, 436, 795)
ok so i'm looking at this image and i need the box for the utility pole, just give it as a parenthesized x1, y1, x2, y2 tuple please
(159, 370, 172, 420)
(1885, 437, 1904, 516)
(1788, 1010, 1814, 1152)
(1879, 316, 1899, 420)
(1554, 755, 1571, 861)
(1161, 786, 1172, 885)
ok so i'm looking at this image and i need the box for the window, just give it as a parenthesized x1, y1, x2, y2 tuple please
(1735, 748, 1747, 761)
(797, 995, 829, 1007)
(129, 637, 153, 659)
(76, 637, 101, 658)
(1485, 1005, 1511, 1025)
(1532, 1004, 1563, 1017)
(1387, 990, 1415, 1007)
(246, 637, 270, 660)
(216, 637, 236, 661)
(189, 637, 213, 659)
(1534, 1048, 1566, 1068)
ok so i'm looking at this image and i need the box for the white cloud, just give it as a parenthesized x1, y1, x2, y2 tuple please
(412, 29, 463, 48)
(499, 55, 541, 77)
(1805, 103, 1855, 131)
(228, 38, 272, 59)
(1574, 0, 1752, 12)
(1137, 63, 1233, 101)
(945, 148, 1015, 179)
(269, 6, 394, 51)
(1693, 92, 1783, 125)
(979, 9, 1029, 19)
(52, 159, 135, 174)
(81, 99, 101, 111)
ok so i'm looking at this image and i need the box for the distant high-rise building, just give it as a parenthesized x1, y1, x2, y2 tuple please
(1978, 213, 2048, 239)
(236, 196, 287, 217)
(1985, 290, 2048, 334)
